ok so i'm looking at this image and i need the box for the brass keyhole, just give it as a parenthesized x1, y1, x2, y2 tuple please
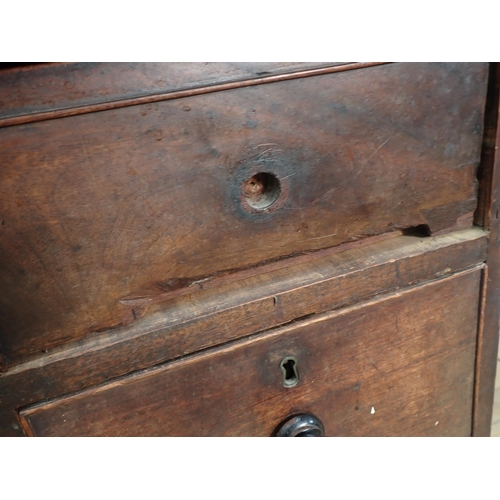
(280, 356, 299, 388)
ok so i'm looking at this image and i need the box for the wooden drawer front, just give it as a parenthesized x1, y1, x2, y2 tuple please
(20, 268, 481, 436)
(0, 62, 339, 121)
(0, 62, 487, 361)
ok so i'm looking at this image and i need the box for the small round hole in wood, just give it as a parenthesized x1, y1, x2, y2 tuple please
(242, 172, 281, 210)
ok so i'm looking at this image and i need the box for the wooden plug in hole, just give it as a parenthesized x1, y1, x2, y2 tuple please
(243, 172, 281, 210)
(280, 356, 299, 388)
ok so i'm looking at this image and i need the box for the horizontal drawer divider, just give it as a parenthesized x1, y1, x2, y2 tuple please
(0, 227, 488, 430)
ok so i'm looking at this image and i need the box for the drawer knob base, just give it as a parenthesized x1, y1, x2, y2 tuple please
(275, 413, 325, 437)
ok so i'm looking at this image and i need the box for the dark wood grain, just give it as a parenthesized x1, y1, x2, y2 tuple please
(0, 228, 486, 436)
(20, 268, 481, 437)
(0, 62, 352, 125)
(473, 63, 500, 436)
(0, 63, 488, 362)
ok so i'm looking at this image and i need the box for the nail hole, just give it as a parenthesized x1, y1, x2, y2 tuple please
(243, 172, 281, 210)
(280, 356, 299, 388)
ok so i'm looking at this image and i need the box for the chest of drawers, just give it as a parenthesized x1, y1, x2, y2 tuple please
(1, 62, 499, 436)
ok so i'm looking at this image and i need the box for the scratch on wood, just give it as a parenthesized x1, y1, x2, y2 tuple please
(318, 134, 393, 202)
(257, 147, 283, 158)
(353, 134, 392, 181)
(296, 232, 338, 243)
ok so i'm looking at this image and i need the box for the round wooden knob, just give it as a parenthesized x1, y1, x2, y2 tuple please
(275, 413, 325, 437)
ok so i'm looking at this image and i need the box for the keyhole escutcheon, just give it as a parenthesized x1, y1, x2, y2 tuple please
(280, 356, 299, 388)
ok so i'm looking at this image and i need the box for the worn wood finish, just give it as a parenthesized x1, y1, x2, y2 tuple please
(0, 62, 335, 121)
(20, 269, 481, 437)
(0, 229, 486, 435)
(0, 63, 386, 128)
(0, 63, 488, 362)
(117, 231, 404, 317)
(473, 63, 500, 436)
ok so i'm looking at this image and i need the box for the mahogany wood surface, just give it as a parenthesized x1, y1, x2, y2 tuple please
(0, 62, 341, 123)
(0, 62, 497, 438)
(20, 268, 482, 437)
(0, 63, 387, 128)
(0, 62, 488, 363)
(0, 228, 486, 435)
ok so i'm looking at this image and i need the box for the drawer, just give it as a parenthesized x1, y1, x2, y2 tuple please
(20, 267, 481, 436)
(0, 62, 488, 361)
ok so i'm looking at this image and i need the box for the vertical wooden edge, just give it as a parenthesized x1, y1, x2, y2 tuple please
(472, 265, 490, 433)
(475, 63, 500, 228)
(18, 413, 34, 437)
(472, 62, 500, 436)
(473, 262, 500, 436)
